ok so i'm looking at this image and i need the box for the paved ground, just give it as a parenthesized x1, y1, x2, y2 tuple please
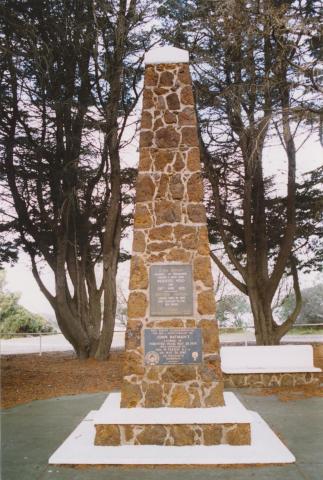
(1, 332, 322, 355)
(1, 389, 322, 480)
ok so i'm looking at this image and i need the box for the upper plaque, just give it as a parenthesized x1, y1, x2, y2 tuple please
(150, 264, 193, 316)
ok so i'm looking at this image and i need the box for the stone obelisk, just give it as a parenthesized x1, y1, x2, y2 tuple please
(50, 48, 295, 463)
(120, 47, 224, 409)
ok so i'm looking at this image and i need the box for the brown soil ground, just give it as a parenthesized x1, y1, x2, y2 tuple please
(1, 344, 322, 409)
(1, 350, 124, 409)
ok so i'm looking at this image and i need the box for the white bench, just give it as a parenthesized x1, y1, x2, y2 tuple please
(220, 345, 321, 374)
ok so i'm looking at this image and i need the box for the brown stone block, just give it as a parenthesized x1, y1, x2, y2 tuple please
(127, 291, 147, 318)
(153, 117, 163, 131)
(174, 224, 197, 239)
(140, 130, 153, 148)
(141, 111, 153, 129)
(166, 92, 180, 110)
(154, 150, 174, 170)
(178, 64, 191, 84)
(199, 319, 219, 353)
(145, 66, 158, 87)
(187, 204, 206, 223)
(155, 200, 181, 224)
(204, 382, 225, 407)
(187, 148, 201, 171)
(154, 87, 169, 96)
(161, 366, 197, 383)
(225, 424, 251, 445)
(186, 319, 197, 327)
(164, 110, 177, 124)
(136, 425, 167, 445)
(170, 425, 195, 446)
(129, 256, 148, 290)
(143, 89, 154, 109)
(159, 70, 174, 87)
(197, 226, 210, 255)
(95, 425, 120, 446)
(173, 152, 185, 171)
(132, 231, 146, 253)
(148, 241, 175, 252)
(148, 225, 173, 241)
(120, 382, 142, 408)
(198, 365, 218, 382)
(169, 173, 184, 200)
(181, 233, 198, 250)
(166, 248, 191, 262)
(181, 127, 199, 146)
(144, 383, 163, 407)
(157, 96, 166, 110)
(170, 385, 191, 407)
(156, 174, 169, 198)
(187, 173, 203, 202)
(197, 290, 216, 315)
(178, 107, 196, 126)
(136, 175, 155, 202)
(138, 148, 152, 171)
(147, 319, 183, 328)
(203, 425, 223, 445)
(156, 126, 180, 148)
(134, 204, 152, 229)
(181, 86, 194, 105)
(146, 367, 160, 381)
(124, 425, 134, 443)
(124, 350, 145, 376)
(156, 63, 177, 71)
(193, 256, 213, 287)
(147, 253, 166, 263)
(125, 320, 142, 349)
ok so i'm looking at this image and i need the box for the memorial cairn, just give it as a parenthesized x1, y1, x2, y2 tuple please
(94, 47, 251, 448)
(49, 47, 295, 466)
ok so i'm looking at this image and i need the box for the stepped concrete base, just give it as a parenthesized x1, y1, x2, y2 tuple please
(49, 392, 295, 465)
(94, 392, 251, 446)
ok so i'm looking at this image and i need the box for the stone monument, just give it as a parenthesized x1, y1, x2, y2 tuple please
(49, 47, 295, 465)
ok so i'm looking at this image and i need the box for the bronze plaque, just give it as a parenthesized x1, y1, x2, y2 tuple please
(144, 328, 202, 365)
(149, 264, 193, 316)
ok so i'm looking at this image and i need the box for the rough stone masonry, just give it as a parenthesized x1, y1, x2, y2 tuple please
(94, 54, 251, 447)
(120, 60, 225, 409)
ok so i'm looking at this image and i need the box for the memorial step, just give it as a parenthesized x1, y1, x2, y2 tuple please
(49, 392, 295, 466)
(93, 392, 251, 446)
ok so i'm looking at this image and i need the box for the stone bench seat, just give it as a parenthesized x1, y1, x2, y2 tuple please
(221, 345, 321, 374)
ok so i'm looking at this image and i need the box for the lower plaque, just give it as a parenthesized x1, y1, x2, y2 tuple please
(144, 328, 202, 366)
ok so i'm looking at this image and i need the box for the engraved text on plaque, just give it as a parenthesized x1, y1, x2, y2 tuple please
(150, 264, 193, 316)
(144, 328, 202, 365)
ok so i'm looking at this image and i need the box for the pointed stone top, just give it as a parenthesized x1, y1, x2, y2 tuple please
(144, 46, 189, 65)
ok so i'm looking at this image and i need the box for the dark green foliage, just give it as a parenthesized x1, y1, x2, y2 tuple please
(0, 271, 53, 337)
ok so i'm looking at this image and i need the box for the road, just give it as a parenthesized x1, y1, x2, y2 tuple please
(1, 331, 322, 355)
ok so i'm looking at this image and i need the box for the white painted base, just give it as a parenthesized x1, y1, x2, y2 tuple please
(93, 392, 252, 425)
(49, 392, 295, 465)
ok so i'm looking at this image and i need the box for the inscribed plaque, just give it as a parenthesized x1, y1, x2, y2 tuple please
(150, 264, 193, 316)
(144, 328, 202, 365)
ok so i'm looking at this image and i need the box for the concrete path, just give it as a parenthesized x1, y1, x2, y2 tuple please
(1, 331, 322, 355)
(1, 389, 322, 479)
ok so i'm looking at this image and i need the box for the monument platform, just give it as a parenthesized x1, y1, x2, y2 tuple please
(49, 392, 295, 465)
(49, 45, 296, 467)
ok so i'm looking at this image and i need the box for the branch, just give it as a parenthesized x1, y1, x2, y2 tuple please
(274, 255, 302, 340)
(210, 251, 248, 295)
